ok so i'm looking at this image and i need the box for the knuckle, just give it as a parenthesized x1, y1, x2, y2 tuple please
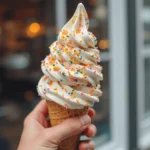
(91, 124, 97, 135)
(44, 130, 52, 139)
(65, 120, 77, 132)
(89, 141, 95, 149)
(65, 117, 83, 132)
(78, 140, 95, 150)
(44, 130, 60, 145)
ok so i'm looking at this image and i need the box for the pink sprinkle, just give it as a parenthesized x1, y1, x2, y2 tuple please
(68, 40, 72, 44)
(64, 104, 68, 109)
(69, 78, 72, 82)
(69, 77, 77, 82)
(44, 92, 46, 95)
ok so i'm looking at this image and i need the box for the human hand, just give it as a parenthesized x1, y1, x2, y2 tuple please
(18, 100, 96, 150)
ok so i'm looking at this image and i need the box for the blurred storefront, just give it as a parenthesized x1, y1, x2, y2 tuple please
(0, 0, 150, 150)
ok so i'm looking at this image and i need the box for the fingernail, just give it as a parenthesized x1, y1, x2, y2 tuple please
(84, 143, 90, 149)
(84, 141, 95, 150)
(91, 125, 97, 136)
(79, 115, 90, 126)
(89, 141, 95, 148)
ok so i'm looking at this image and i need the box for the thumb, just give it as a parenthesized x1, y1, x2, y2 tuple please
(45, 115, 91, 142)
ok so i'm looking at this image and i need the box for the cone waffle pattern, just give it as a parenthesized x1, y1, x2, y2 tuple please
(46, 100, 88, 150)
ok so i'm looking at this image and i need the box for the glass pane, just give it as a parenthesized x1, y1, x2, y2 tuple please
(145, 58, 150, 118)
(66, 0, 110, 145)
(0, 0, 56, 150)
(143, 0, 150, 45)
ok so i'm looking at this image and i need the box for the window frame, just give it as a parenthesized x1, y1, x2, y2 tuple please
(136, 0, 150, 149)
(101, 0, 128, 149)
(55, 0, 128, 149)
(99, 0, 128, 149)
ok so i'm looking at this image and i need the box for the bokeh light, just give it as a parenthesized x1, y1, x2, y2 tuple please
(98, 40, 109, 50)
(29, 22, 41, 33)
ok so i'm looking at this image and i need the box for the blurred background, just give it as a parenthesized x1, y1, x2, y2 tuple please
(0, 0, 149, 150)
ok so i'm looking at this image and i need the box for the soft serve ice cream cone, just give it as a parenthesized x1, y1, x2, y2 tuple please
(37, 3, 103, 150)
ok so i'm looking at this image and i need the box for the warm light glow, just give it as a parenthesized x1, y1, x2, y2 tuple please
(29, 23, 41, 33)
(98, 40, 109, 50)
(26, 30, 34, 38)
(24, 91, 35, 102)
(88, 0, 97, 6)
(0, 26, 1, 35)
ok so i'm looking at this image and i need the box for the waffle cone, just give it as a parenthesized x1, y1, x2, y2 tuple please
(46, 100, 88, 150)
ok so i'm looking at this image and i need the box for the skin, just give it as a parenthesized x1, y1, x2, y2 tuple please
(18, 100, 97, 150)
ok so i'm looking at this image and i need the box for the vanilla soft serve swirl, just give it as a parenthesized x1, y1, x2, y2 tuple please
(37, 3, 103, 109)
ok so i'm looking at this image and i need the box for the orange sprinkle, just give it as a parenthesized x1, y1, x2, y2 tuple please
(79, 13, 82, 20)
(83, 72, 87, 77)
(53, 66, 60, 71)
(44, 76, 48, 81)
(71, 68, 75, 71)
(64, 88, 67, 92)
(68, 71, 72, 77)
(76, 100, 80, 103)
(76, 29, 81, 34)
(72, 19, 75, 24)
(74, 51, 80, 55)
(90, 88, 95, 95)
(68, 46, 73, 49)
(49, 81, 53, 86)
(85, 100, 89, 106)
